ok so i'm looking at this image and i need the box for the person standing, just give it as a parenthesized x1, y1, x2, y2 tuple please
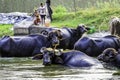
(46, 0, 51, 6)
(46, 0, 53, 21)
(38, 3, 46, 26)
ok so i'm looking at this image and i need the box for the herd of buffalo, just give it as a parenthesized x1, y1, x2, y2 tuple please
(0, 17, 120, 68)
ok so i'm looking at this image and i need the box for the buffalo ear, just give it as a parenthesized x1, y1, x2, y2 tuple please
(32, 54, 43, 60)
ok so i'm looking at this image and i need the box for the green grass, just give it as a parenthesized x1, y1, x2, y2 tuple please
(0, 6, 120, 37)
(0, 24, 13, 37)
(51, 7, 120, 32)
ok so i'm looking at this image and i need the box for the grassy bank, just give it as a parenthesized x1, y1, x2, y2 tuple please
(51, 6, 120, 32)
(0, 7, 120, 37)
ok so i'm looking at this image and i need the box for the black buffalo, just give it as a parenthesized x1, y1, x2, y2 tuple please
(41, 24, 90, 49)
(97, 48, 120, 68)
(74, 35, 120, 56)
(33, 47, 102, 68)
(0, 31, 61, 57)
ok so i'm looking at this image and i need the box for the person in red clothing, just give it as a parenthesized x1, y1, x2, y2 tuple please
(33, 10, 41, 25)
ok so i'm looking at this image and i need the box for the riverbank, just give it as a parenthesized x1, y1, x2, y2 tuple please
(51, 7, 120, 31)
(0, 7, 120, 37)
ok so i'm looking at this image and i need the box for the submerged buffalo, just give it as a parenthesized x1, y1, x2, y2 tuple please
(0, 31, 61, 57)
(74, 35, 120, 56)
(33, 47, 102, 68)
(58, 24, 90, 49)
(97, 48, 120, 68)
(41, 24, 90, 49)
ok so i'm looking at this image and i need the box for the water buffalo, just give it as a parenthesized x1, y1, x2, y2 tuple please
(74, 35, 120, 56)
(97, 48, 120, 68)
(41, 24, 90, 49)
(109, 17, 120, 37)
(33, 47, 102, 68)
(0, 31, 61, 57)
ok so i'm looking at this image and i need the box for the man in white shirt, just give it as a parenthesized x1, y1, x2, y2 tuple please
(38, 3, 46, 26)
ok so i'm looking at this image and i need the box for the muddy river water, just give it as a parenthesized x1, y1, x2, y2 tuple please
(0, 57, 119, 80)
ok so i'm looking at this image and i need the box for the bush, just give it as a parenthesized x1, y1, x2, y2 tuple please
(53, 5, 67, 14)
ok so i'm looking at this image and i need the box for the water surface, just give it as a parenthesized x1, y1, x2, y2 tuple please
(0, 58, 119, 80)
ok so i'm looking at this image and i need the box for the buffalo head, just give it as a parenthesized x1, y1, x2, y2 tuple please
(97, 48, 118, 63)
(40, 47, 63, 66)
(48, 30, 63, 48)
(76, 24, 89, 35)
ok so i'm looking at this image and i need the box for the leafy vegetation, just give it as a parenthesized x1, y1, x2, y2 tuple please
(0, 24, 13, 37)
(0, 0, 120, 13)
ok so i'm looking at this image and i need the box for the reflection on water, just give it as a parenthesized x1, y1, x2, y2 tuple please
(0, 58, 119, 80)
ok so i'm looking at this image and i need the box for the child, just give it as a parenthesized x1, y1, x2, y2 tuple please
(33, 10, 41, 25)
